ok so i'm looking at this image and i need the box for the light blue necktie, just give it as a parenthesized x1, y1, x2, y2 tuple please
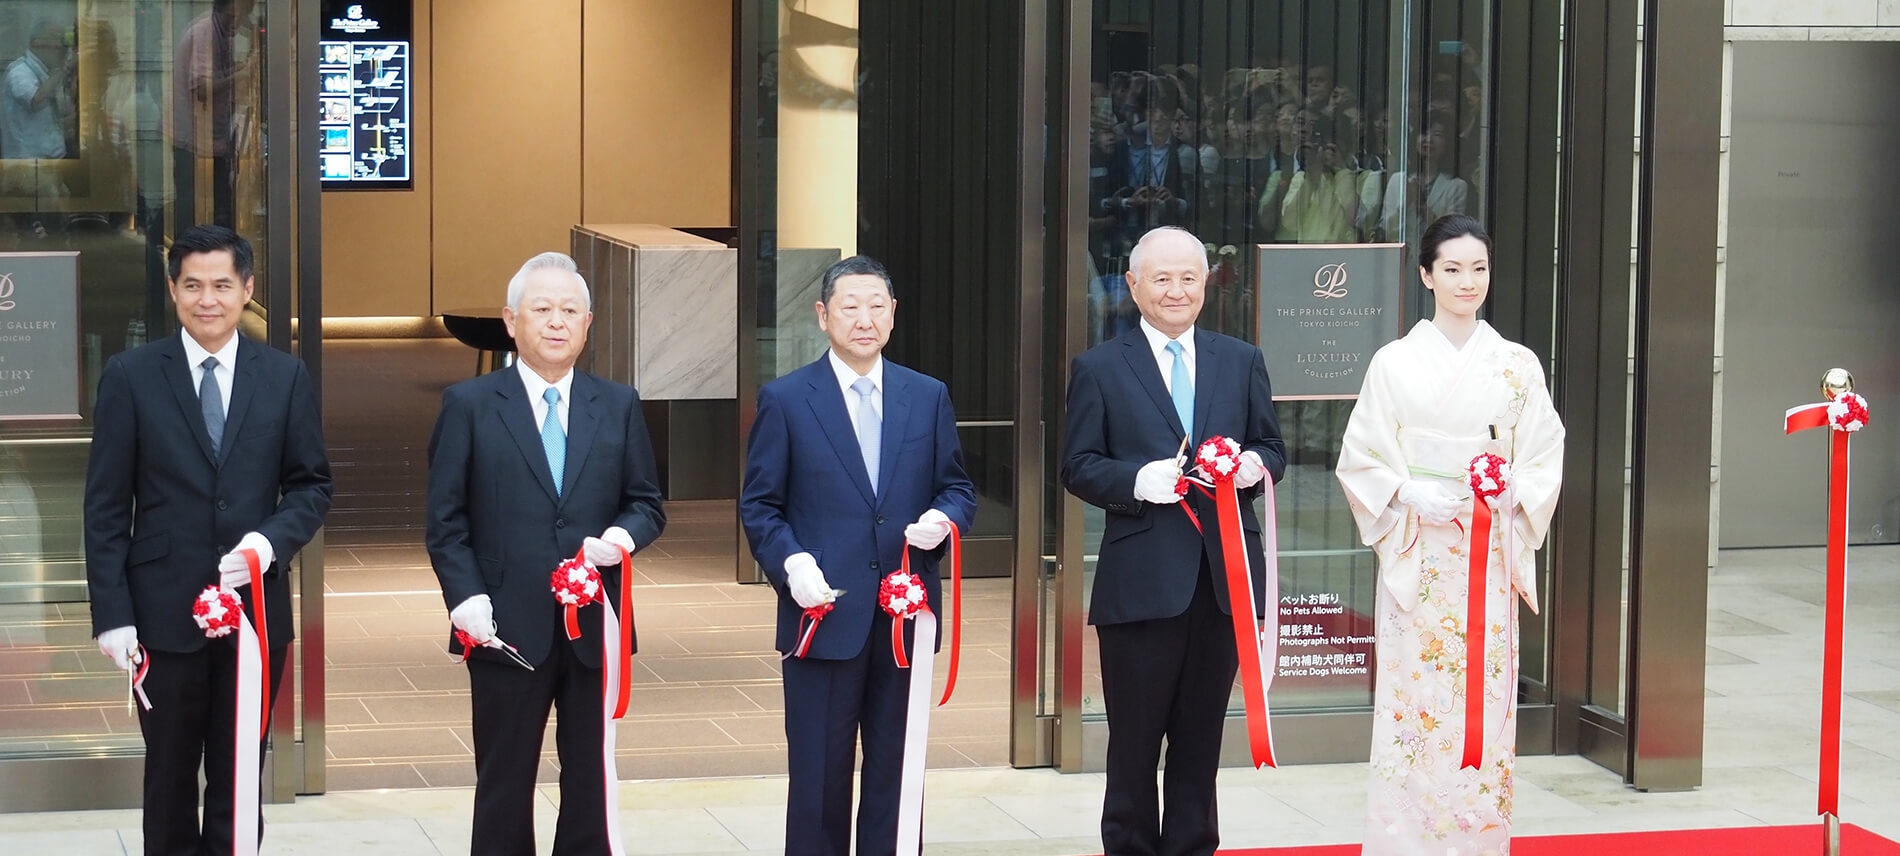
(199, 356, 224, 455)
(852, 377, 880, 495)
(541, 387, 565, 497)
(1166, 340, 1193, 440)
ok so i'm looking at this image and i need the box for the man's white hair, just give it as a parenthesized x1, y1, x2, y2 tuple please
(1126, 226, 1208, 279)
(505, 252, 592, 310)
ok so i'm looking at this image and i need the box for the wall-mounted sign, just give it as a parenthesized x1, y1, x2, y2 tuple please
(0, 252, 81, 421)
(1256, 243, 1406, 399)
(319, 1, 414, 189)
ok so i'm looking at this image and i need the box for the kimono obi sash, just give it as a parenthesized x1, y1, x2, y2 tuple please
(1398, 426, 1501, 487)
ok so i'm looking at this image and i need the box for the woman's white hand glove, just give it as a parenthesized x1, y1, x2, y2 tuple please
(1397, 480, 1464, 526)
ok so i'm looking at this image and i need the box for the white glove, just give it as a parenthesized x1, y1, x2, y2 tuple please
(783, 552, 837, 610)
(97, 626, 140, 672)
(1397, 480, 1465, 526)
(1133, 457, 1186, 504)
(450, 594, 497, 646)
(218, 532, 275, 590)
(1234, 450, 1268, 490)
(904, 509, 953, 550)
(583, 526, 637, 566)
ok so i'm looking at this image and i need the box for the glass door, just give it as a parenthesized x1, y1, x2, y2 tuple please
(0, 0, 321, 809)
(1044, 0, 1531, 770)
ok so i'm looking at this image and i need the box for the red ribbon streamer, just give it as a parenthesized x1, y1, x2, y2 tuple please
(937, 522, 963, 706)
(1211, 475, 1277, 769)
(611, 545, 635, 721)
(243, 549, 270, 739)
(1462, 500, 1491, 770)
(1786, 401, 1852, 818)
(1786, 406, 1846, 819)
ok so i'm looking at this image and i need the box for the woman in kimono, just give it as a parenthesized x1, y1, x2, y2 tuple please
(1337, 214, 1564, 855)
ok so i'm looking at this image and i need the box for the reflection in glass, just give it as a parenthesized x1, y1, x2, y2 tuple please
(0, 0, 270, 759)
(1072, 0, 1500, 721)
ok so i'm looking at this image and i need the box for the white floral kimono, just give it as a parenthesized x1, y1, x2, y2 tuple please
(1336, 321, 1564, 856)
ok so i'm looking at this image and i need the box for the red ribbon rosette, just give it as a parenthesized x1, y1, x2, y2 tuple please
(550, 550, 602, 641)
(1194, 435, 1244, 481)
(193, 586, 244, 638)
(1828, 392, 1870, 432)
(1458, 452, 1513, 770)
(881, 568, 928, 667)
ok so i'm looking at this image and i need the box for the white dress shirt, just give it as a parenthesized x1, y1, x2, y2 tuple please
(515, 360, 573, 432)
(180, 330, 239, 418)
(827, 349, 884, 426)
(1138, 317, 1196, 394)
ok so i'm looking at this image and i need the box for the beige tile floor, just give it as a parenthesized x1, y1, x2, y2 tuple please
(319, 500, 1013, 790)
(6, 544, 1900, 854)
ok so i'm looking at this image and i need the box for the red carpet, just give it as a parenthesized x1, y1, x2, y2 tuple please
(1193, 823, 1900, 855)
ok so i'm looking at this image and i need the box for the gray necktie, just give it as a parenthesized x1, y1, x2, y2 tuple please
(200, 356, 224, 454)
(852, 377, 880, 495)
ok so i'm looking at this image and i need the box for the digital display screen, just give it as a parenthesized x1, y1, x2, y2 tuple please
(319, 1, 414, 189)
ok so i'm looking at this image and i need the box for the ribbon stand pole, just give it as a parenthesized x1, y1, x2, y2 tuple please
(1782, 367, 1869, 856)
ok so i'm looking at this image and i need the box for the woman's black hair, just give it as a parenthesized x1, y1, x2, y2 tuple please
(1417, 213, 1491, 271)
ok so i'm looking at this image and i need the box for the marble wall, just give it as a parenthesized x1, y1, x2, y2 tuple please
(571, 225, 737, 400)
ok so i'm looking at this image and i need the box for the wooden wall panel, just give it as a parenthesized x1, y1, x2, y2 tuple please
(582, 0, 734, 227)
(430, 0, 583, 312)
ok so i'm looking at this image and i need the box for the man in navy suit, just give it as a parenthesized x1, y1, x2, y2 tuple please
(740, 255, 976, 856)
(86, 224, 333, 854)
(1061, 226, 1286, 856)
(427, 252, 666, 856)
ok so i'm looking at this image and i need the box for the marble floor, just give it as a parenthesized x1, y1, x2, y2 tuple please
(5, 544, 1899, 853)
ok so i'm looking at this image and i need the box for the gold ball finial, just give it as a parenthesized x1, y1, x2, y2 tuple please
(1821, 368, 1855, 401)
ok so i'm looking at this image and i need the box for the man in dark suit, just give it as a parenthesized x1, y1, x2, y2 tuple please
(1060, 226, 1287, 856)
(85, 224, 333, 855)
(740, 255, 976, 856)
(426, 251, 665, 856)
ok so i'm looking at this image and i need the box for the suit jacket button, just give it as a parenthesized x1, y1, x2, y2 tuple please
(216, 500, 227, 510)
(870, 560, 879, 570)
(555, 518, 567, 529)
(876, 515, 887, 525)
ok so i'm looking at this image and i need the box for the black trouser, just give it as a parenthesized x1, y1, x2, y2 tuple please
(136, 642, 289, 856)
(780, 608, 915, 856)
(1096, 557, 1239, 856)
(467, 616, 610, 856)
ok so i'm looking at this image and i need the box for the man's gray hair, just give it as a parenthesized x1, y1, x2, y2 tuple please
(1126, 226, 1208, 279)
(505, 252, 592, 310)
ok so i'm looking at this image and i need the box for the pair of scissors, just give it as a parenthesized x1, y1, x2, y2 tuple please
(454, 629, 536, 671)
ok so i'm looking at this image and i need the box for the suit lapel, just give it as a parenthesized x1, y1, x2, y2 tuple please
(495, 370, 561, 503)
(561, 374, 602, 503)
(161, 336, 219, 465)
(1191, 329, 1219, 447)
(803, 361, 877, 508)
(217, 338, 261, 467)
(874, 367, 912, 510)
(1119, 331, 1186, 441)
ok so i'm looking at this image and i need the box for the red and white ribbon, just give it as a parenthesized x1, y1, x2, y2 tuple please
(784, 601, 834, 660)
(549, 545, 636, 854)
(886, 522, 963, 854)
(130, 644, 152, 712)
(1786, 391, 1869, 821)
(1178, 437, 1280, 769)
(190, 550, 269, 856)
(597, 546, 632, 856)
